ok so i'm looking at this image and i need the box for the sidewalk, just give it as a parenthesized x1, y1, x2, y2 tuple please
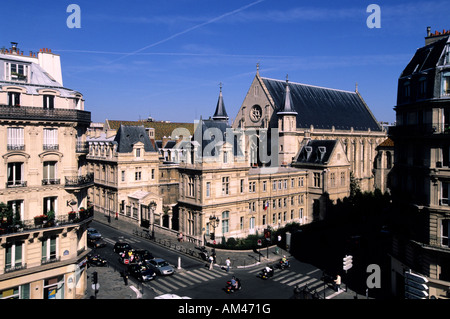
(88, 213, 368, 299)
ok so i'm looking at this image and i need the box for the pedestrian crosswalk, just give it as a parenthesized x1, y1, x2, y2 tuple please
(145, 266, 228, 296)
(247, 267, 339, 298)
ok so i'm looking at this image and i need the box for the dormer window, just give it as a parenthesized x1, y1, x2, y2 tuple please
(43, 95, 54, 109)
(8, 92, 20, 106)
(442, 72, 450, 96)
(8, 63, 27, 81)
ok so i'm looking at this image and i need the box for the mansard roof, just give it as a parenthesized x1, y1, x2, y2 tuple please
(261, 77, 382, 132)
(400, 35, 449, 78)
(114, 125, 157, 153)
(294, 139, 337, 165)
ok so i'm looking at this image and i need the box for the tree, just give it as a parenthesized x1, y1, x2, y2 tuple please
(349, 172, 361, 198)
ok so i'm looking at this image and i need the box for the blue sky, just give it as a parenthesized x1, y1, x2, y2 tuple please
(2, 0, 450, 124)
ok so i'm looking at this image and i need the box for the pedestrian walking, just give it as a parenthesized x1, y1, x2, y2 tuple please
(209, 255, 214, 270)
(334, 274, 341, 292)
(226, 257, 231, 272)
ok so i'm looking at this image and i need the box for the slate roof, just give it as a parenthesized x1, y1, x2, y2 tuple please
(0, 53, 80, 97)
(114, 125, 157, 153)
(212, 87, 229, 120)
(107, 120, 194, 141)
(400, 36, 449, 77)
(261, 77, 382, 132)
(294, 140, 337, 165)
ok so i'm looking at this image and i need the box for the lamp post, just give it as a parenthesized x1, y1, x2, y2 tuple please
(209, 215, 220, 245)
(149, 201, 157, 238)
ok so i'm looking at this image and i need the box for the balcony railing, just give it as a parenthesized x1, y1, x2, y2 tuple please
(0, 104, 91, 124)
(7, 144, 25, 151)
(65, 173, 94, 188)
(0, 208, 94, 237)
(6, 180, 27, 188)
(389, 123, 450, 136)
(42, 179, 61, 186)
(43, 144, 59, 151)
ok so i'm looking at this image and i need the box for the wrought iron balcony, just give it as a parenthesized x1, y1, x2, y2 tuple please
(64, 173, 94, 189)
(0, 104, 91, 124)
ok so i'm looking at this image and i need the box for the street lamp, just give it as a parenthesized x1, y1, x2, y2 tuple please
(209, 215, 220, 244)
(149, 201, 157, 238)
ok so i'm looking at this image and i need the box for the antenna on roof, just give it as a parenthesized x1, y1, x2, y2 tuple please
(256, 62, 260, 75)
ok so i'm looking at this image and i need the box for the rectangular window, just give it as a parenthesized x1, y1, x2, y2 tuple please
(240, 217, 244, 230)
(151, 169, 155, 179)
(249, 217, 255, 230)
(206, 182, 211, 197)
(263, 181, 267, 192)
(313, 173, 321, 188)
(135, 167, 142, 181)
(8, 92, 20, 106)
(222, 177, 229, 195)
(7, 127, 24, 151)
(441, 182, 450, 206)
(121, 170, 125, 182)
(43, 161, 57, 184)
(330, 172, 335, 187)
(273, 181, 277, 191)
(262, 214, 266, 225)
(340, 172, 346, 186)
(441, 219, 450, 248)
(43, 128, 58, 150)
(222, 211, 229, 233)
(42, 236, 57, 263)
(7, 162, 24, 187)
(43, 95, 54, 109)
(240, 179, 244, 193)
(5, 242, 23, 271)
(291, 178, 295, 188)
(136, 148, 141, 157)
(43, 197, 57, 215)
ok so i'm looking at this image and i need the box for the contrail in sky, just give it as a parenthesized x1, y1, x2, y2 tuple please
(106, 0, 265, 64)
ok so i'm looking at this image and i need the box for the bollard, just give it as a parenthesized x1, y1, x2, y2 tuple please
(178, 256, 182, 270)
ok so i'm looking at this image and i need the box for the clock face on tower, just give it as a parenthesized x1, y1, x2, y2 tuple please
(250, 105, 262, 122)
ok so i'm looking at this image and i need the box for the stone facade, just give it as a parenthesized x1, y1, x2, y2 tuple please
(0, 43, 91, 299)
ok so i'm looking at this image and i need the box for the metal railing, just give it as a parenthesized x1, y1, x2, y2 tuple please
(0, 104, 91, 124)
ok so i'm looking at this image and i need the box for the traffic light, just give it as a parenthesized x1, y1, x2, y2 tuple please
(343, 255, 353, 271)
(210, 233, 215, 240)
(92, 271, 98, 285)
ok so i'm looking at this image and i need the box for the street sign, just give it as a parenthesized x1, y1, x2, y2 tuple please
(405, 272, 428, 284)
(257, 239, 262, 246)
(343, 255, 353, 271)
(404, 270, 429, 299)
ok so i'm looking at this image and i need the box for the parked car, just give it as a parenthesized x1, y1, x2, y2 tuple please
(146, 258, 175, 276)
(114, 241, 132, 254)
(87, 228, 102, 240)
(88, 237, 106, 248)
(127, 264, 156, 282)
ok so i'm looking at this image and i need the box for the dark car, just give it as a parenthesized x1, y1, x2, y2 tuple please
(134, 249, 154, 262)
(87, 254, 108, 267)
(114, 241, 132, 254)
(87, 228, 102, 240)
(127, 264, 156, 282)
(88, 237, 106, 249)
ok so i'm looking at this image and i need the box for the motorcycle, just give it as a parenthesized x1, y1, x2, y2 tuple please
(196, 246, 209, 261)
(277, 258, 290, 270)
(225, 278, 242, 293)
(87, 253, 108, 267)
(258, 266, 274, 280)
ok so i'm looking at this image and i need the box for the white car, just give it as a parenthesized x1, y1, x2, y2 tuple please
(154, 294, 191, 299)
(146, 258, 175, 275)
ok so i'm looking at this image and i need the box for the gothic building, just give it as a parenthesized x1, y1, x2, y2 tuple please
(232, 69, 387, 192)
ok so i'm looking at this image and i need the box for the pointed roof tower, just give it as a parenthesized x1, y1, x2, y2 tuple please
(212, 82, 229, 121)
(277, 75, 298, 115)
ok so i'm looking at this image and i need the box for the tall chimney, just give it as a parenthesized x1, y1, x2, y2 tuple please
(427, 26, 431, 37)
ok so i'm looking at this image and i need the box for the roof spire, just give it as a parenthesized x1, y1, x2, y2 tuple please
(277, 75, 297, 116)
(212, 82, 229, 121)
(256, 62, 260, 75)
(355, 82, 358, 93)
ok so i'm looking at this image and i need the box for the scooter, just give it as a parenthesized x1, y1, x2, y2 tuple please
(277, 258, 290, 270)
(87, 254, 108, 267)
(258, 266, 274, 280)
(225, 278, 242, 293)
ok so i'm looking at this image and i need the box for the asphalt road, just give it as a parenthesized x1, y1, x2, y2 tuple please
(88, 221, 340, 299)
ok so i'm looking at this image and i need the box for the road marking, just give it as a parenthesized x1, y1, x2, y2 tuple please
(306, 269, 321, 275)
(180, 270, 209, 281)
(130, 285, 142, 298)
(326, 289, 344, 299)
(103, 238, 116, 245)
(165, 276, 188, 288)
(279, 273, 303, 284)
